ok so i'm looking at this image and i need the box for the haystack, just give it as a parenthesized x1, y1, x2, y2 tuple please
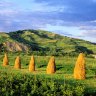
(74, 53, 86, 79)
(29, 56, 35, 72)
(46, 56, 56, 74)
(3, 53, 9, 66)
(14, 56, 21, 69)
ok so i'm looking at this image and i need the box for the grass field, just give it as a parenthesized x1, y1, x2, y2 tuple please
(0, 53, 96, 95)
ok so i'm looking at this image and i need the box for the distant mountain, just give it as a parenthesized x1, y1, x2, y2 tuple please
(0, 29, 96, 56)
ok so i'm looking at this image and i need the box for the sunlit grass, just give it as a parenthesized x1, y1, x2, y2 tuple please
(0, 53, 96, 94)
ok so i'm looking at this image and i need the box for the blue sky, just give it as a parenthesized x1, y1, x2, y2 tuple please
(0, 0, 96, 42)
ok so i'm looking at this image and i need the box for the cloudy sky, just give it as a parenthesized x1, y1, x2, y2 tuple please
(0, 0, 96, 42)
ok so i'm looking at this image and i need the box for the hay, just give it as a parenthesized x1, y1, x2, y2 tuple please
(3, 53, 9, 66)
(29, 56, 35, 72)
(74, 53, 86, 79)
(14, 56, 21, 69)
(46, 56, 56, 74)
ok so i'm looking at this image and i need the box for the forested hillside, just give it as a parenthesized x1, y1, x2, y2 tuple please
(0, 29, 96, 56)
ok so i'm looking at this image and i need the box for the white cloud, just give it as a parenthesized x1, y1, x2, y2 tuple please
(0, 9, 18, 15)
(90, 20, 96, 23)
(83, 30, 96, 37)
(0, 0, 13, 8)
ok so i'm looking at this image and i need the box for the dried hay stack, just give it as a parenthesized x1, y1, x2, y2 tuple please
(74, 53, 86, 79)
(29, 56, 35, 72)
(46, 56, 56, 74)
(3, 53, 9, 66)
(14, 56, 21, 69)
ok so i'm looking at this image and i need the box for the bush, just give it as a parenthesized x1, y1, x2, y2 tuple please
(0, 72, 86, 96)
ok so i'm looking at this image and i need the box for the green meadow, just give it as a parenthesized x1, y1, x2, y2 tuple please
(0, 53, 96, 96)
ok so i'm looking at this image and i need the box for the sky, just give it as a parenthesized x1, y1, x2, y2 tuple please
(0, 0, 96, 42)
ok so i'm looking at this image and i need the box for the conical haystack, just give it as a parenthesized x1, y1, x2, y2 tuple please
(74, 53, 86, 79)
(3, 53, 9, 66)
(29, 56, 35, 72)
(46, 56, 56, 74)
(14, 56, 21, 69)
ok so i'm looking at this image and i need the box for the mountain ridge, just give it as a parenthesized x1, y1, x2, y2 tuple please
(0, 29, 96, 56)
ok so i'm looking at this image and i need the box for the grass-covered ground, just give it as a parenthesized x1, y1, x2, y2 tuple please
(0, 53, 96, 95)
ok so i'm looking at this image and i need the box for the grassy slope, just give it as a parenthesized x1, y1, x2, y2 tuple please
(0, 29, 96, 54)
(0, 54, 96, 94)
(0, 30, 96, 95)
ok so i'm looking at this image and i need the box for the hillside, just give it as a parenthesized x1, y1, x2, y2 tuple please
(0, 29, 96, 56)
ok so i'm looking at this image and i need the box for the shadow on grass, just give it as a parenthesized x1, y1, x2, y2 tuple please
(37, 64, 47, 68)
(56, 72, 65, 74)
(86, 75, 96, 79)
(56, 65, 63, 71)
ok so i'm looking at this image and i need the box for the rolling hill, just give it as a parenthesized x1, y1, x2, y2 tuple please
(0, 29, 96, 56)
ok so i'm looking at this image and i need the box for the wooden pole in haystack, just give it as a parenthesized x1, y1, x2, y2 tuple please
(46, 56, 56, 74)
(74, 53, 86, 80)
(3, 53, 9, 66)
(14, 56, 21, 69)
(29, 55, 35, 72)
